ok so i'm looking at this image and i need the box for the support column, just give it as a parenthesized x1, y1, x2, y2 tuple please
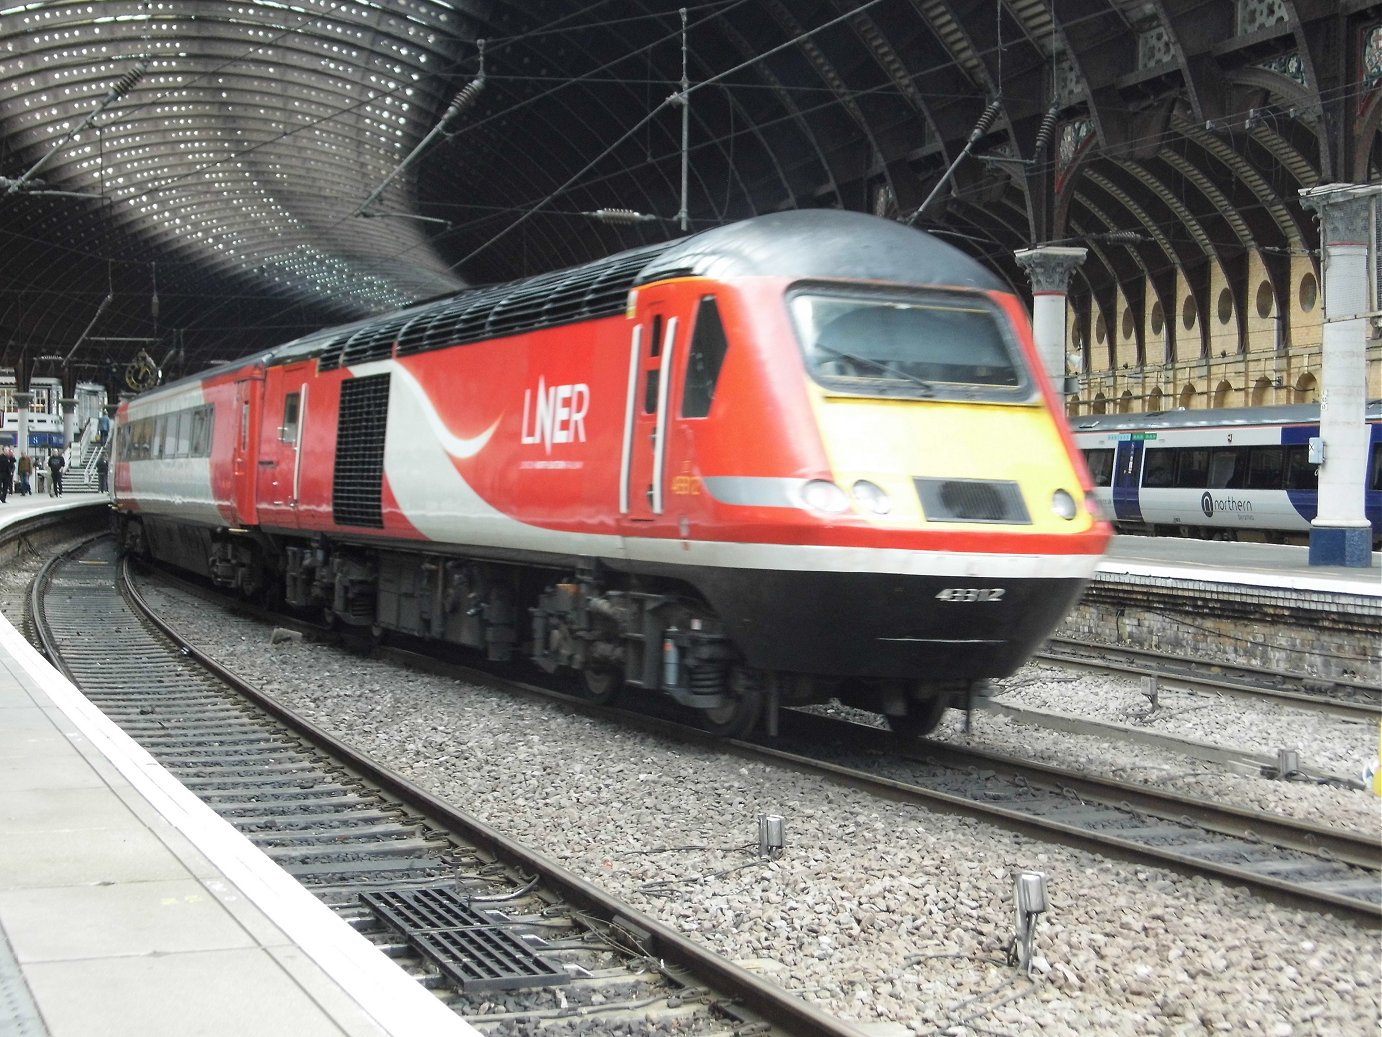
(1298, 183, 1379, 568)
(60, 397, 76, 450)
(14, 391, 31, 459)
(1013, 246, 1087, 400)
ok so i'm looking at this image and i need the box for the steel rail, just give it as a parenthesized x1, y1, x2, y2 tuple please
(734, 711, 1381, 925)
(1039, 638, 1380, 721)
(110, 550, 868, 1037)
(127, 548, 1382, 927)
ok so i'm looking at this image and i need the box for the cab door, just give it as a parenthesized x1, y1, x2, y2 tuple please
(622, 300, 679, 523)
(231, 375, 262, 525)
(255, 362, 311, 530)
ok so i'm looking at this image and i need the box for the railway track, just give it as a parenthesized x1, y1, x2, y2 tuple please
(128, 550, 1381, 926)
(741, 711, 1381, 924)
(1038, 637, 1381, 721)
(35, 537, 866, 1037)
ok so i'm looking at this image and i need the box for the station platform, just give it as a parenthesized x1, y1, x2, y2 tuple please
(0, 495, 476, 1036)
(1098, 534, 1381, 600)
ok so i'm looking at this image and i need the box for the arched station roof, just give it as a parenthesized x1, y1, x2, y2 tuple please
(0, 0, 1378, 389)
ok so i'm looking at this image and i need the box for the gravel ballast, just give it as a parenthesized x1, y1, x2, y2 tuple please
(11, 548, 1378, 1037)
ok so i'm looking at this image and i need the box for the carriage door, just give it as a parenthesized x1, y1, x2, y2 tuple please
(622, 303, 679, 522)
(255, 362, 310, 529)
(1111, 436, 1145, 523)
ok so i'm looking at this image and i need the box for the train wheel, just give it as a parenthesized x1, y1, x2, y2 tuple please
(698, 672, 762, 739)
(885, 695, 950, 742)
(580, 666, 623, 706)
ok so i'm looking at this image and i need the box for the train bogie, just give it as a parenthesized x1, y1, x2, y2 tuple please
(114, 210, 1109, 738)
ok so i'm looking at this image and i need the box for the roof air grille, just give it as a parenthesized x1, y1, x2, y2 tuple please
(315, 333, 353, 372)
(340, 323, 401, 367)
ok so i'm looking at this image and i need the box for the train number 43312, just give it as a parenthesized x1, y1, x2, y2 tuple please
(934, 587, 1006, 602)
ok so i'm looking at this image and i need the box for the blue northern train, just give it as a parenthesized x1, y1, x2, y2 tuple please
(1072, 403, 1382, 546)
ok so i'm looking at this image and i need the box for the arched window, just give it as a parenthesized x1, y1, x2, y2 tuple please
(1250, 376, 1273, 406)
(1147, 386, 1164, 412)
(1118, 389, 1134, 413)
(1293, 373, 1317, 404)
(1178, 383, 1196, 410)
(1213, 379, 1234, 408)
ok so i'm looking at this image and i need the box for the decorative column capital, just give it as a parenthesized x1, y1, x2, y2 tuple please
(1013, 246, 1088, 292)
(13, 392, 32, 408)
(1299, 182, 1382, 244)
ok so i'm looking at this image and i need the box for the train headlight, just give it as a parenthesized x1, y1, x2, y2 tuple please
(851, 480, 892, 515)
(799, 479, 851, 514)
(1052, 488, 1078, 520)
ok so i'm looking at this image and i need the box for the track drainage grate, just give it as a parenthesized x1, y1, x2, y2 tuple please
(360, 887, 567, 991)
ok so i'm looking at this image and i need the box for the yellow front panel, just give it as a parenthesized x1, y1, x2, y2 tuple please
(811, 395, 1092, 533)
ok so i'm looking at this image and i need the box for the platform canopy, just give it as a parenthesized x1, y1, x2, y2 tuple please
(0, 1, 1377, 387)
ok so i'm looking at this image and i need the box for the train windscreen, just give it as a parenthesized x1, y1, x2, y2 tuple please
(789, 287, 1032, 402)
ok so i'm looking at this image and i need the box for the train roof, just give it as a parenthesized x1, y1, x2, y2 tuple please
(1071, 401, 1382, 433)
(137, 210, 1008, 398)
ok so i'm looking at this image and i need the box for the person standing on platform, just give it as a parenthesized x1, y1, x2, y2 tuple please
(46, 449, 64, 496)
(96, 453, 109, 493)
(16, 453, 31, 496)
(0, 449, 14, 503)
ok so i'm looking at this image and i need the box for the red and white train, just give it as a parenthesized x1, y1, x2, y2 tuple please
(112, 210, 1110, 737)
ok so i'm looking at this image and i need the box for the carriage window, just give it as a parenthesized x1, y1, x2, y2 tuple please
(1174, 448, 1209, 488)
(790, 286, 1031, 402)
(173, 409, 193, 457)
(191, 406, 213, 457)
(1368, 444, 1382, 492)
(1142, 450, 1175, 488)
(281, 393, 301, 443)
(1208, 448, 1246, 489)
(1083, 448, 1114, 486)
(1284, 445, 1316, 491)
(681, 296, 729, 419)
(1246, 446, 1284, 490)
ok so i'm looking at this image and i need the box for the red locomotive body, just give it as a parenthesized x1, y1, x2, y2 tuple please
(115, 210, 1109, 737)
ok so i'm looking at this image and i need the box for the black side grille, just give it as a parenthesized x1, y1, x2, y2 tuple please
(333, 374, 389, 528)
(360, 888, 567, 992)
(915, 478, 1031, 524)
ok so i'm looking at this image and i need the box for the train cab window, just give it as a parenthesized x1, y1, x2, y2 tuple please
(1142, 449, 1175, 488)
(681, 296, 730, 419)
(1083, 448, 1114, 486)
(789, 287, 1030, 402)
(1246, 446, 1285, 490)
(281, 392, 301, 443)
